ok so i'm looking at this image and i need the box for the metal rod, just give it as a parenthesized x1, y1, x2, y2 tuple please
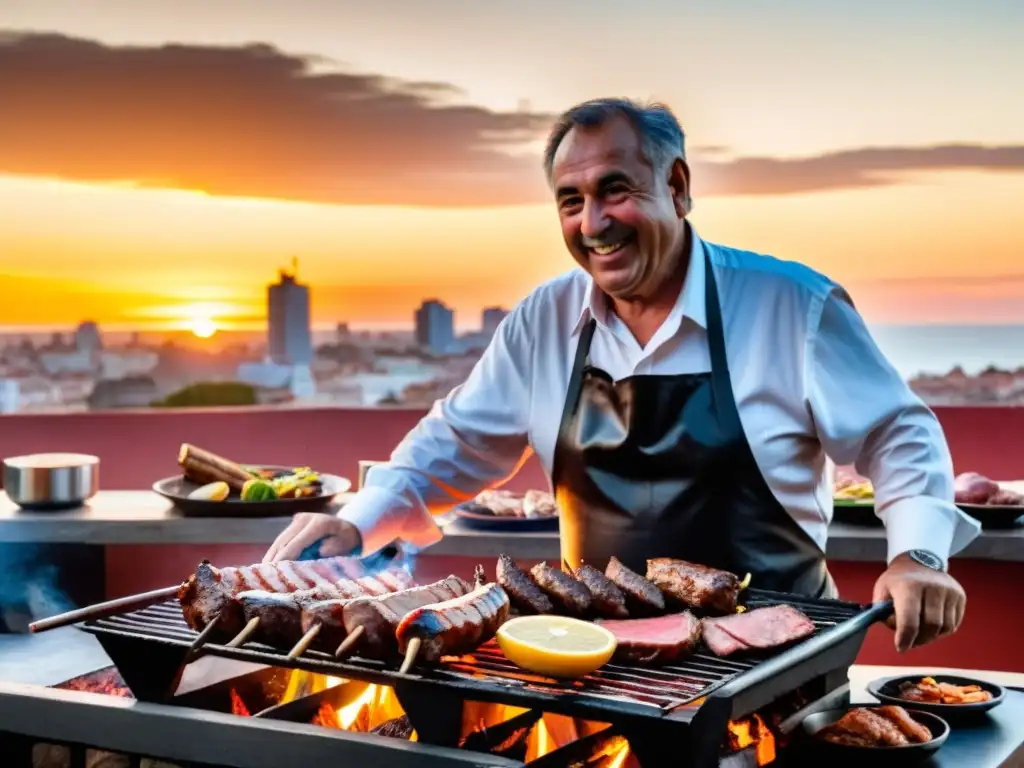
(28, 586, 180, 633)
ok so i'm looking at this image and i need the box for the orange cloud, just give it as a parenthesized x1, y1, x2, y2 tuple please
(3, 32, 1024, 208)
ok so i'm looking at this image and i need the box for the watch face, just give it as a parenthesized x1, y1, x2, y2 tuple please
(909, 549, 943, 571)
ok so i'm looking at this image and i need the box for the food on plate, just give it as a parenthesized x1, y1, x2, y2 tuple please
(178, 443, 328, 502)
(496, 554, 555, 614)
(496, 615, 617, 678)
(179, 443, 252, 491)
(529, 562, 593, 616)
(834, 480, 874, 501)
(597, 612, 702, 665)
(395, 572, 510, 669)
(241, 478, 278, 502)
(177, 557, 411, 636)
(646, 558, 748, 615)
(574, 564, 629, 618)
(954, 471, 1024, 506)
(702, 604, 815, 657)
(897, 676, 994, 705)
(187, 481, 230, 501)
(605, 556, 666, 615)
(333, 575, 474, 659)
(816, 705, 932, 747)
(523, 489, 558, 518)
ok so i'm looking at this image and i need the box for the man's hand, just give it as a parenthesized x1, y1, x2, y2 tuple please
(263, 513, 361, 563)
(872, 553, 966, 652)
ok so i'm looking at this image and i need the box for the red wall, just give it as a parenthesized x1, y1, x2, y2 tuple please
(4, 405, 1022, 671)
(0, 405, 1019, 490)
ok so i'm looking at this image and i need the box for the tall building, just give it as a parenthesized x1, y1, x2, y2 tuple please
(267, 258, 313, 366)
(414, 299, 455, 355)
(481, 307, 509, 336)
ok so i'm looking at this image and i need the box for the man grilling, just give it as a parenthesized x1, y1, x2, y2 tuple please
(266, 98, 980, 652)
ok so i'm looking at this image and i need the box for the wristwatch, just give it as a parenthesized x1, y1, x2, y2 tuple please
(906, 549, 946, 573)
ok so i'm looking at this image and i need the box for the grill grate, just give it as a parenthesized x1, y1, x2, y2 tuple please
(81, 588, 882, 720)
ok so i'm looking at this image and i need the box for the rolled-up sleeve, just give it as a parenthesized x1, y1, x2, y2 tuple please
(805, 287, 981, 566)
(340, 304, 535, 554)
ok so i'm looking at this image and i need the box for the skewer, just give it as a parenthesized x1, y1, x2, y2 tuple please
(398, 637, 421, 674)
(186, 613, 222, 656)
(226, 617, 260, 648)
(287, 623, 321, 659)
(739, 573, 752, 590)
(334, 625, 364, 658)
(29, 585, 180, 633)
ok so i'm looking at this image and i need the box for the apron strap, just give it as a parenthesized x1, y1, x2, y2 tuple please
(702, 245, 741, 436)
(557, 318, 597, 444)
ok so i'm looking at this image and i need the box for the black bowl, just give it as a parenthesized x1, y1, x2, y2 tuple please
(799, 707, 948, 764)
(867, 673, 1006, 716)
(153, 465, 351, 517)
(956, 503, 1024, 528)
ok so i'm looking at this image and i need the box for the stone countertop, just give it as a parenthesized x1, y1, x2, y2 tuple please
(1, 490, 1022, 562)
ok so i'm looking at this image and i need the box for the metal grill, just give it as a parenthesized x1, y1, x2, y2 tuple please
(80, 588, 887, 724)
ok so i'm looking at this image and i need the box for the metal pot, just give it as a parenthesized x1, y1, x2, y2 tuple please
(2, 452, 100, 510)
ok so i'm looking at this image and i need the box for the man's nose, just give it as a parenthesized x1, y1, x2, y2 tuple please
(580, 200, 609, 240)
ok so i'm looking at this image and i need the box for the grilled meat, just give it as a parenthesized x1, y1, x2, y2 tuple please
(529, 562, 591, 616)
(702, 604, 815, 657)
(818, 706, 930, 747)
(954, 472, 1000, 504)
(395, 581, 511, 665)
(646, 558, 742, 614)
(598, 612, 702, 665)
(605, 556, 665, 615)
(496, 554, 554, 614)
(177, 557, 410, 638)
(336, 575, 473, 659)
(574, 564, 628, 618)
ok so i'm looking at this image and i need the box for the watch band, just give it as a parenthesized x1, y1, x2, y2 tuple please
(906, 549, 946, 573)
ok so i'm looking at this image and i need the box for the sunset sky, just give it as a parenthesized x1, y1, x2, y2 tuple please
(2, 0, 1023, 331)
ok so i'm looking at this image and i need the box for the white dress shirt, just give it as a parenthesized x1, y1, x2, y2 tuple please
(342, 229, 981, 567)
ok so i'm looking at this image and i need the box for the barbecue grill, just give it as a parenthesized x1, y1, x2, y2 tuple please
(78, 587, 891, 767)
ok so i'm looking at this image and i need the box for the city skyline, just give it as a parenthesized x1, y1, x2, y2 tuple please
(2, 1, 1024, 331)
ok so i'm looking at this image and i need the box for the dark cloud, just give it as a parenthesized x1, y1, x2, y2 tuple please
(1, 31, 1023, 207)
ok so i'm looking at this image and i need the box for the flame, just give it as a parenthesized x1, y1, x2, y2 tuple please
(310, 681, 415, 738)
(727, 714, 776, 765)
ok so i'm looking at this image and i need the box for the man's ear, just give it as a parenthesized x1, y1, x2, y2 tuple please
(667, 158, 691, 217)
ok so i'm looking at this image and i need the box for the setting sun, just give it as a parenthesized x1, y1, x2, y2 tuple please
(190, 316, 218, 338)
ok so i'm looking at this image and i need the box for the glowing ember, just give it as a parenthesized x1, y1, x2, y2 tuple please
(311, 682, 413, 736)
(229, 688, 250, 717)
(55, 668, 133, 699)
(727, 714, 776, 766)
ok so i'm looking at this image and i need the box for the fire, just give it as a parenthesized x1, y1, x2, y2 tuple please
(314, 682, 411, 734)
(727, 714, 776, 765)
(230, 688, 250, 717)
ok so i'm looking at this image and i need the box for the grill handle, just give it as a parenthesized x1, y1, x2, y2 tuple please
(688, 600, 893, 763)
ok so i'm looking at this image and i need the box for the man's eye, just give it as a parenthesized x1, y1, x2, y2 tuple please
(605, 184, 628, 197)
(559, 196, 583, 210)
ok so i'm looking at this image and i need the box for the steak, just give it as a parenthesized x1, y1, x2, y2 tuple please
(597, 612, 702, 665)
(575, 564, 629, 618)
(702, 604, 815, 656)
(605, 556, 665, 615)
(496, 554, 553, 614)
(530, 562, 592, 616)
(646, 558, 742, 615)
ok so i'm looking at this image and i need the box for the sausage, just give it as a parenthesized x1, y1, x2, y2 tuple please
(337, 575, 473, 659)
(646, 558, 741, 615)
(605, 557, 665, 615)
(395, 583, 511, 664)
(575, 564, 629, 618)
(496, 554, 553, 614)
(529, 562, 591, 616)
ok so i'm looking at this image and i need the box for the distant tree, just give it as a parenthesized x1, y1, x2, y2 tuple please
(377, 390, 403, 405)
(152, 382, 257, 408)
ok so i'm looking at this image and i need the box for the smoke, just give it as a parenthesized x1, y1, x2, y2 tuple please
(0, 544, 77, 632)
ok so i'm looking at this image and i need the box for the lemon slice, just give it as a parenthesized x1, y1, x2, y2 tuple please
(496, 615, 617, 679)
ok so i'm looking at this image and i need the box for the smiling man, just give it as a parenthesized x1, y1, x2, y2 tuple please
(267, 98, 981, 652)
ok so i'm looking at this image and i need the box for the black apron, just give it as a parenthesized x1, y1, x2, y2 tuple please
(552, 244, 836, 598)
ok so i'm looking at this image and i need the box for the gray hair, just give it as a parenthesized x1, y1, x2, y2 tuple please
(542, 98, 688, 184)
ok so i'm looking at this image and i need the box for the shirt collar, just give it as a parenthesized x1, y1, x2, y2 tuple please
(573, 225, 707, 336)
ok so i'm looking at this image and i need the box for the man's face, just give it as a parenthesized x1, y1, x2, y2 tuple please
(551, 116, 690, 301)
